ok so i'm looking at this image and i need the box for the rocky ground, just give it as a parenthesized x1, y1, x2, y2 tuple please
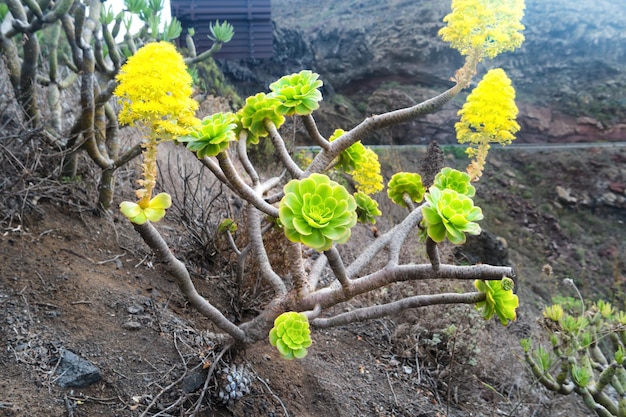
(1, 139, 624, 416)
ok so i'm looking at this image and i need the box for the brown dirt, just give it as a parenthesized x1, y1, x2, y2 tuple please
(3, 145, 622, 417)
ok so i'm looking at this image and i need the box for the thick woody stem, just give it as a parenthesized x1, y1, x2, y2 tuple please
(426, 237, 441, 271)
(133, 221, 246, 342)
(265, 120, 304, 179)
(311, 292, 485, 328)
(287, 242, 309, 299)
(301, 114, 329, 150)
(302, 263, 513, 311)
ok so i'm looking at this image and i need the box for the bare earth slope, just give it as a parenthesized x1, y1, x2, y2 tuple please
(3, 145, 625, 416)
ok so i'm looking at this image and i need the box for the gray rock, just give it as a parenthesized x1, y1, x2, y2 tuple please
(55, 349, 102, 388)
(122, 321, 142, 330)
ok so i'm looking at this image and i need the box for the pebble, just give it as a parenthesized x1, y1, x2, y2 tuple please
(122, 321, 142, 330)
(127, 305, 144, 314)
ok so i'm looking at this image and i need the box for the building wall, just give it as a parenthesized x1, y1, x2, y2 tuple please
(170, 0, 273, 59)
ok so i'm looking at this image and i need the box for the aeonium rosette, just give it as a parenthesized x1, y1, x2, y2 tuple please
(269, 70, 323, 116)
(237, 93, 285, 142)
(177, 112, 237, 158)
(474, 277, 519, 325)
(329, 129, 367, 173)
(421, 186, 483, 245)
(432, 167, 476, 197)
(279, 173, 357, 252)
(269, 312, 312, 360)
(354, 191, 381, 224)
(387, 172, 426, 208)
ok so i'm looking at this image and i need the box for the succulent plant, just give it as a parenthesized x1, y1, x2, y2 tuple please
(279, 173, 357, 252)
(421, 186, 483, 245)
(177, 112, 237, 158)
(269, 312, 312, 360)
(237, 93, 285, 140)
(354, 191, 381, 224)
(269, 70, 323, 116)
(329, 129, 367, 173)
(474, 278, 519, 325)
(432, 167, 475, 197)
(543, 304, 564, 322)
(120, 192, 172, 225)
(209, 20, 234, 43)
(215, 363, 252, 406)
(113, 41, 198, 136)
(387, 173, 426, 208)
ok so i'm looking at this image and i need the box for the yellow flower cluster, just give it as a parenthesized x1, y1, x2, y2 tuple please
(352, 148, 384, 195)
(114, 41, 199, 137)
(439, 0, 525, 60)
(455, 68, 519, 179)
(456, 68, 519, 146)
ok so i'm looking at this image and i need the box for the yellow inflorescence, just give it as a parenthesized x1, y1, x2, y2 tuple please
(439, 0, 525, 60)
(455, 68, 519, 180)
(456, 68, 519, 147)
(114, 41, 199, 136)
(352, 148, 384, 195)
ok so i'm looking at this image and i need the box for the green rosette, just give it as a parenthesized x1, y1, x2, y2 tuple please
(269, 312, 312, 360)
(354, 191, 381, 224)
(177, 112, 236, 158)
(279, 173, 357, 251)
(432, 167, 476, 197)
(421, 186, 483, 245)
(474, 278, 519, 325)
(387, 172, 426, 208)
(269, 70, 323, 116)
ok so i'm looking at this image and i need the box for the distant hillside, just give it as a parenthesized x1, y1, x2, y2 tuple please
(217, 0, 626, 145)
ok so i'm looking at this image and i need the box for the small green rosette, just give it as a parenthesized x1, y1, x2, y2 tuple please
(177, 112, 237, 158)
(269, 312, 312, 360)
(432, 167, 476, 197)
(387, 172, 426, 208)
(279, 173, 357, 252)
(269, 70, 323, 116)
(474, 277, 519, 325)
(421, 186, 483, 245)
(354, 191, 381, 224)
(237, 93, 285, 140)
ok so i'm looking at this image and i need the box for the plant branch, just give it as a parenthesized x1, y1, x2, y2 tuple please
(311, 292, 485, 328)
(133, 221, 246, 342)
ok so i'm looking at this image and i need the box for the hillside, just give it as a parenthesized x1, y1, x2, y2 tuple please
(218, 0, 626, 145)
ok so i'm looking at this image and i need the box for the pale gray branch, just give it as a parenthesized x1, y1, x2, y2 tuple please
(311, 292, 485, 328)
(302, 263, 513, 310)
(133, 221, 245, 342)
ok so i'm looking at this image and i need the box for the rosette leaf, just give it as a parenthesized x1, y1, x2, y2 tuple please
(432, 167, 476, 197)
(269, 70, 323, 116)
(474, 278, 519, 325)
(330, 129, 367, 173)
(354, 191, 381, 224)
(120, 192, 172, 225)
(177, 112, 237, 158)
(421, 186, 483, 244)
(269, 312, 312, 360)
(387, 173, 426, 208)
(237, 93, 285, 140)
(279, 173, 357, 252)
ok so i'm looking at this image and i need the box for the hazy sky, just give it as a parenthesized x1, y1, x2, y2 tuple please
(108, 0, 172, 33)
